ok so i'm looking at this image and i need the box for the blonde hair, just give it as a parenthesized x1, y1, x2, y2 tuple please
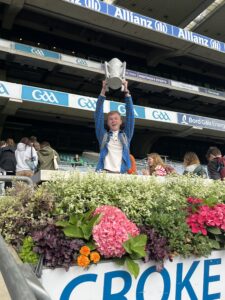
(6, 138, 15, 147)
(147, 153, 166, 175)
(107, 111, 121, 119)
(183, 152, 200, 167)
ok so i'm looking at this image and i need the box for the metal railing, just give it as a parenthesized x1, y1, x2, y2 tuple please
(0, 234, 51, 300)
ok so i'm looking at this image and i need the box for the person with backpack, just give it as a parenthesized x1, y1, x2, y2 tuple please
(183, 152, 207, 178)
(95, 80, 134, 173)
(206, 146, 225, 180)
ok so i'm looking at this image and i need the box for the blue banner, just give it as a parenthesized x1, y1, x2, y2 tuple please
(63, 0, 225, 54)
(178, 113, 225, 132)
(110, 101, 146, 119)
(22, 86, 69, 107)
(15, 43, 60, 60)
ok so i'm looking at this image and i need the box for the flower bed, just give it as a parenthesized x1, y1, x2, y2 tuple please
(1, 173, 225, 279)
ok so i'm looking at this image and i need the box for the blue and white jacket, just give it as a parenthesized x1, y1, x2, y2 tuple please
(95, 94, 134, 173)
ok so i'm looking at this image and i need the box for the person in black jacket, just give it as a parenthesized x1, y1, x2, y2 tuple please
(0, 138, 16, 188)
(206, 146, 223, 180)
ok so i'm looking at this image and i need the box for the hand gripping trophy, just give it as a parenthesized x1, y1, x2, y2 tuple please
(104, 58, 126, 91)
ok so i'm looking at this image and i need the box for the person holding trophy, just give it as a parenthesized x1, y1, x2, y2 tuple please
(95, 58, 134, 173)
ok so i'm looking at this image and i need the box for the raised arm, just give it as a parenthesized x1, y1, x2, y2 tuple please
(123, 80, 134, 142)
(95, 80, 107, 144)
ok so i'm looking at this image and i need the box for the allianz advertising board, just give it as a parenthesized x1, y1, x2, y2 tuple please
(40, 251, 225, 300)
(22, 86, 69, 107)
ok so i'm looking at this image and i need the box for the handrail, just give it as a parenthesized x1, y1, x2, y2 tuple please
(0, 234, 37, 300)
(0, 176, 33, 187)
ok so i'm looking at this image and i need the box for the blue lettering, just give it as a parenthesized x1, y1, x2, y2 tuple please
(103, 271, 132, 300)
(136, 266, 170, 300)
(0, 83, 9, 95)
(60, 274, 97, 300)
(176, 261, 199, 300)
(203, 258, 221, 300)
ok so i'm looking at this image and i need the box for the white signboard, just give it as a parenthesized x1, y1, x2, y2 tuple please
(145, 107, 178, 124)
(40, 250, 225, 300)
(0, 81, 22, 99)
(69, 94, 110, 113)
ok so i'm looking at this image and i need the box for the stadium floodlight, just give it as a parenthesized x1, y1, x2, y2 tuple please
(104, 58, 126, 91)
(184, 0, 225, 31)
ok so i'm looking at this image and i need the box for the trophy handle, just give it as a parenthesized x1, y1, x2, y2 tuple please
(104, 62, 110, 91)
(121, 61, 127, 91)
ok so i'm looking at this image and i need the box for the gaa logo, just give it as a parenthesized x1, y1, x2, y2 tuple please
(31, 47, 45, 56)
(152, 110, 170, 121)
(210, 39, 221, 51)
(84, 0, 101, 11)
(75, 58, 88, 66)
(0, 83, 9, 95)
(32, 89, 59, 104)
(154, 21, 168, 33)
(78, 97, 96, 110)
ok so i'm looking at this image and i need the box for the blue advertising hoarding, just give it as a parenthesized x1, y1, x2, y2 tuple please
(110, 101, 146, 119)
(178, 113, 225, 132)
(15, 43, 60, 60)
(63, 0, 225, 54)
(22, 86, 69, 107)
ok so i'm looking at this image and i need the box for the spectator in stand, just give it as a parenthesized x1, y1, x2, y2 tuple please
(142, 153, 175, 176)
(0, 138, 17, 188)
(206, 146, 225, 180)
(0, 140, 6, 148)
(33, 142, 41, 151)
(95, 80, 134, 173)
(37, 141, 60, 170)
(183, 152, 207, 178)
(15, 137, 38, 177)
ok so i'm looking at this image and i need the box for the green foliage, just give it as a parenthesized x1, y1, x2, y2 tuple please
(19, 236, 39, 264)
(1, 173, 225, 264)
(56, 210, 101, 240)
(123, 234, 147, 260)
(122, 234, 147, 277)
(0, 182, 56, 250)
(125, 257, 140, 279)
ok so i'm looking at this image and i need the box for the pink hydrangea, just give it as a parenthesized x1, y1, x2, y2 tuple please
(92, 205, 140, 258)
(186, 200, 225, 235)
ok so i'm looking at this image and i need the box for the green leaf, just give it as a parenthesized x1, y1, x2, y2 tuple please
(83, 209, 95, 221)
(209, 239, 220, 249)
(207, 227, 221, 235)
(204, 197, 218, 207)
(125, 257, 140, 278)
(123, 234, 147, 258)
(63, 225, 83, 238)
(55, 220, 69, 227)
(69, 214, 80, 225)
(113, 257, 125, 266)
(86, 241, 96, 251)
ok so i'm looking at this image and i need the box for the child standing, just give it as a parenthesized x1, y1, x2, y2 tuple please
(95, 80, 134, 173)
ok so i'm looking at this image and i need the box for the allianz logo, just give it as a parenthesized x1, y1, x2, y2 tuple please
(78, 97, 96, 110)
(0, 83, 9, 95)
(154, 21, 168, 33)
(84, 0, 101, 11)
(210, 39, 221, 51)
(31, 89, 59, 103)
(152, 110, 171, 121)
(31, 47, 45, 56)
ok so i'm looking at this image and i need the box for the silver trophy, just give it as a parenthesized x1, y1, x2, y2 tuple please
(104, 58, 126, 91)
